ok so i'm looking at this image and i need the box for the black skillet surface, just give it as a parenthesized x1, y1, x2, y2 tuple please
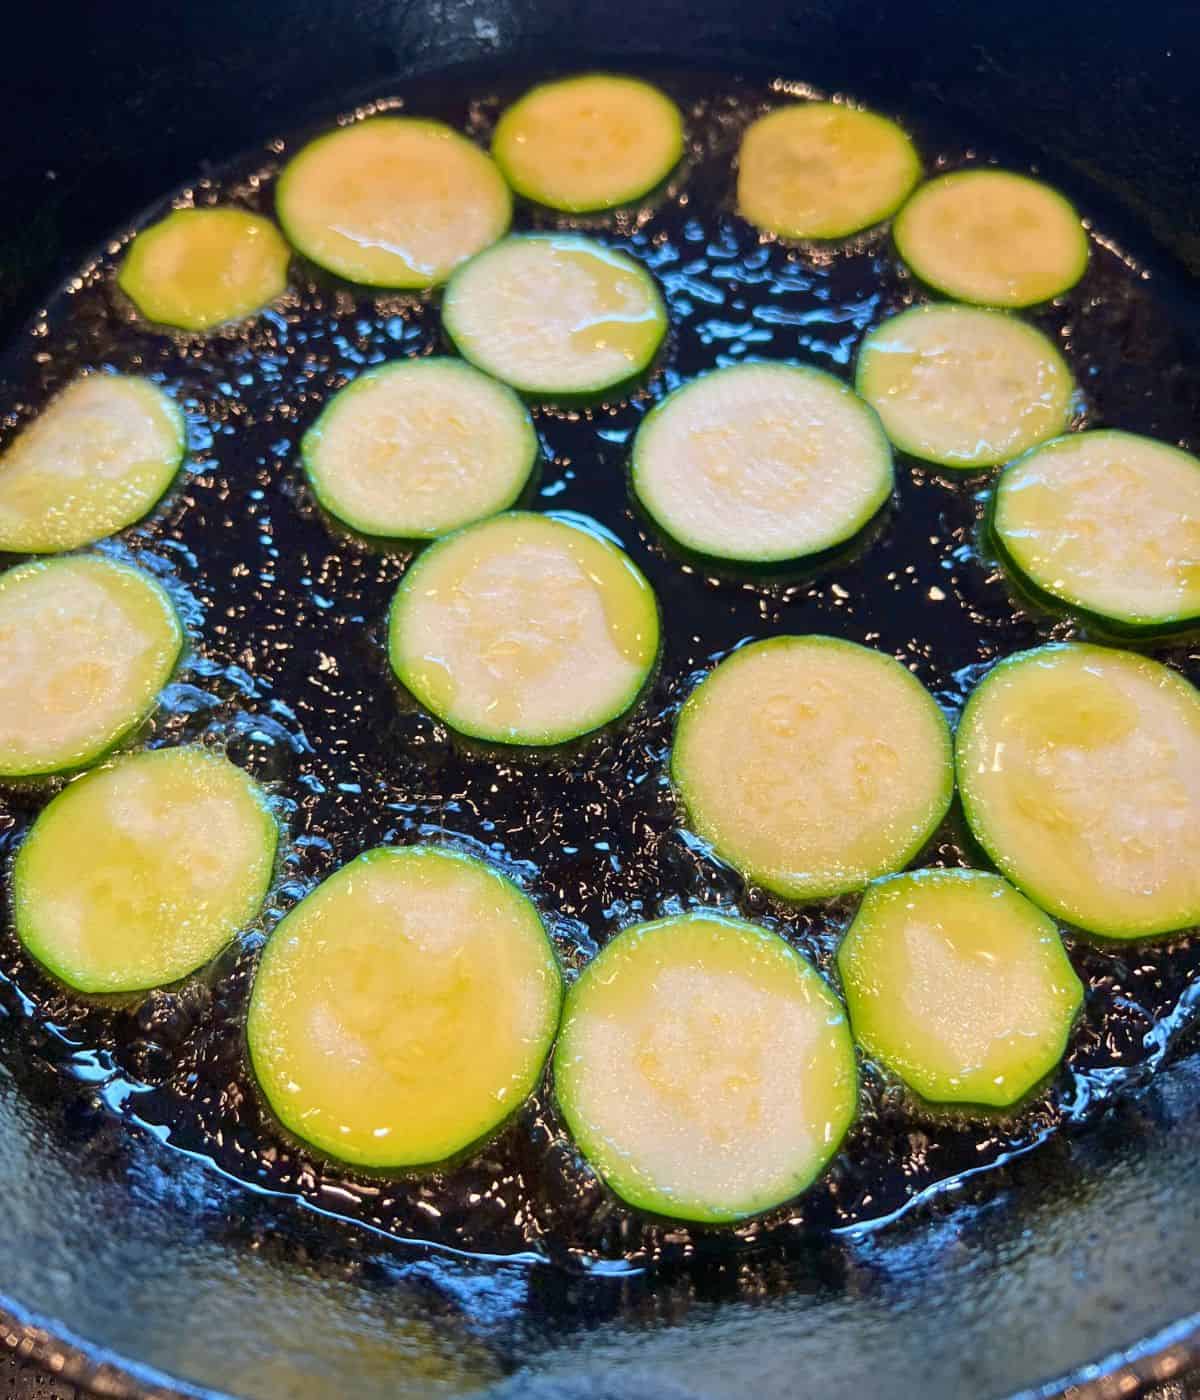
(3, 4, 1200, 1398)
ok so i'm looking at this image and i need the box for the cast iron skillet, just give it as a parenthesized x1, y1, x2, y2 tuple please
(3, 2, 1200, 1397)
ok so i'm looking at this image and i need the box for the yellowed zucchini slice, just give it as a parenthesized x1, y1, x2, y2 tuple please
(856, 303, 1074, 469)
(118, 208, 291, 331)
(672, 636, 953, 900)
(893, 169, 1088, 308)
(992, 430, 1200, 630)
(738, 102, 921, 240)
(442, 235, 666, 400)
(838, 869, 1083, 1107)
(956, 644, 1200, 939)
(555, 911, 857, 1221)
(0, 374, 184, 553)
(15, 746, 276, 994)
(0, 556, 182, 780)
(301, 358, 537, 539)
(388, 512, 659, 746)
(275, 118, 511, 289)
(247, 845, 562, 1170)
(493, 73, 683, 213)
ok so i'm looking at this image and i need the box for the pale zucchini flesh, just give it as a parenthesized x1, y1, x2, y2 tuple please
(15, 746, 277, 994)
(838, 869, 1083, 1108)
(956, 644, 1200, 939)
(992, 430, 1200, 629)
(441, 235, 667, 400)
(0, 374, 184, 553)
(554, 911, 858, 1222)
(301, 358, 537, 539)
(388, 511, 659, 746)
(275, 118, 511, 289)
(672, 636, 954, 900)
(247, 845, 562, 1170)
(492, 74, 684, 213)
(855, 303, 1075, 469)
(118, 207, 291, 332)
(631, 362, 893, 563)
(738, 102, 921, 240)
(0, 556, 183, 780)
(893, 169, 1089, 308)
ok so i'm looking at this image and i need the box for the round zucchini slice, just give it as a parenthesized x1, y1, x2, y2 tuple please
(956, 644, 1200, 940)
(0, 374, 184, 553)
(837, 869, 1083, 1108)
(247, 845, 562, 1170)
(301, 358, 537, 540)
(275, 118, 511, 289)
(388, 511, 659, 746)
(0, 556, 183, 780)
(672, 636, 953, 901)
(554, 911, 857, 1222)
(492, 73, 684, 213)
(992, 430, 1200, 630)
(855, 303, 1075, 469)
(893, 169, 1089, 308)
(118, 207, 291, 332)
(441, 235, 667, 401)
(14, 746, 277, 994)
(631, 362, 893, 564)
(737, 102, 921, 241)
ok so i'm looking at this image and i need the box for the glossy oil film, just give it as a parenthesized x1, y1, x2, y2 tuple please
(0, 68, 1198, 1284)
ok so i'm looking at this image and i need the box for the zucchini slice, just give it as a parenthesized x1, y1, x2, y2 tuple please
(275, 118, 511, 289)
(672, 637, 953, 901)
(855, 303, 1075, 469)
(992, 430, 1200, 630)
(837, 869, 1083, 1108)
(388, 511, 659, 746)
(442, 235, 667, 401)
(631, 362, 893, 564)
(301, 358, 537, 540)
(554, 911, 857, 1222)
(118, 208, 291, 332)
(737, 102, 921, 241)
(956, 644, 1200, 940)
(15, 746, 277, 994)
(492, 73, 684, 213)
(893, 169, 1089, 308)
(0, 374, 184, 553)
(0, 556, 183, 780)
(247, 845, 562, 1170)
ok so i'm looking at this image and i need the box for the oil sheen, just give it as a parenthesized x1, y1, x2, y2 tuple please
(0, 69, 1198, 1281)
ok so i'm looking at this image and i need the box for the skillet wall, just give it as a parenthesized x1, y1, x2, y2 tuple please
(2, 3, 1200, 1398)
